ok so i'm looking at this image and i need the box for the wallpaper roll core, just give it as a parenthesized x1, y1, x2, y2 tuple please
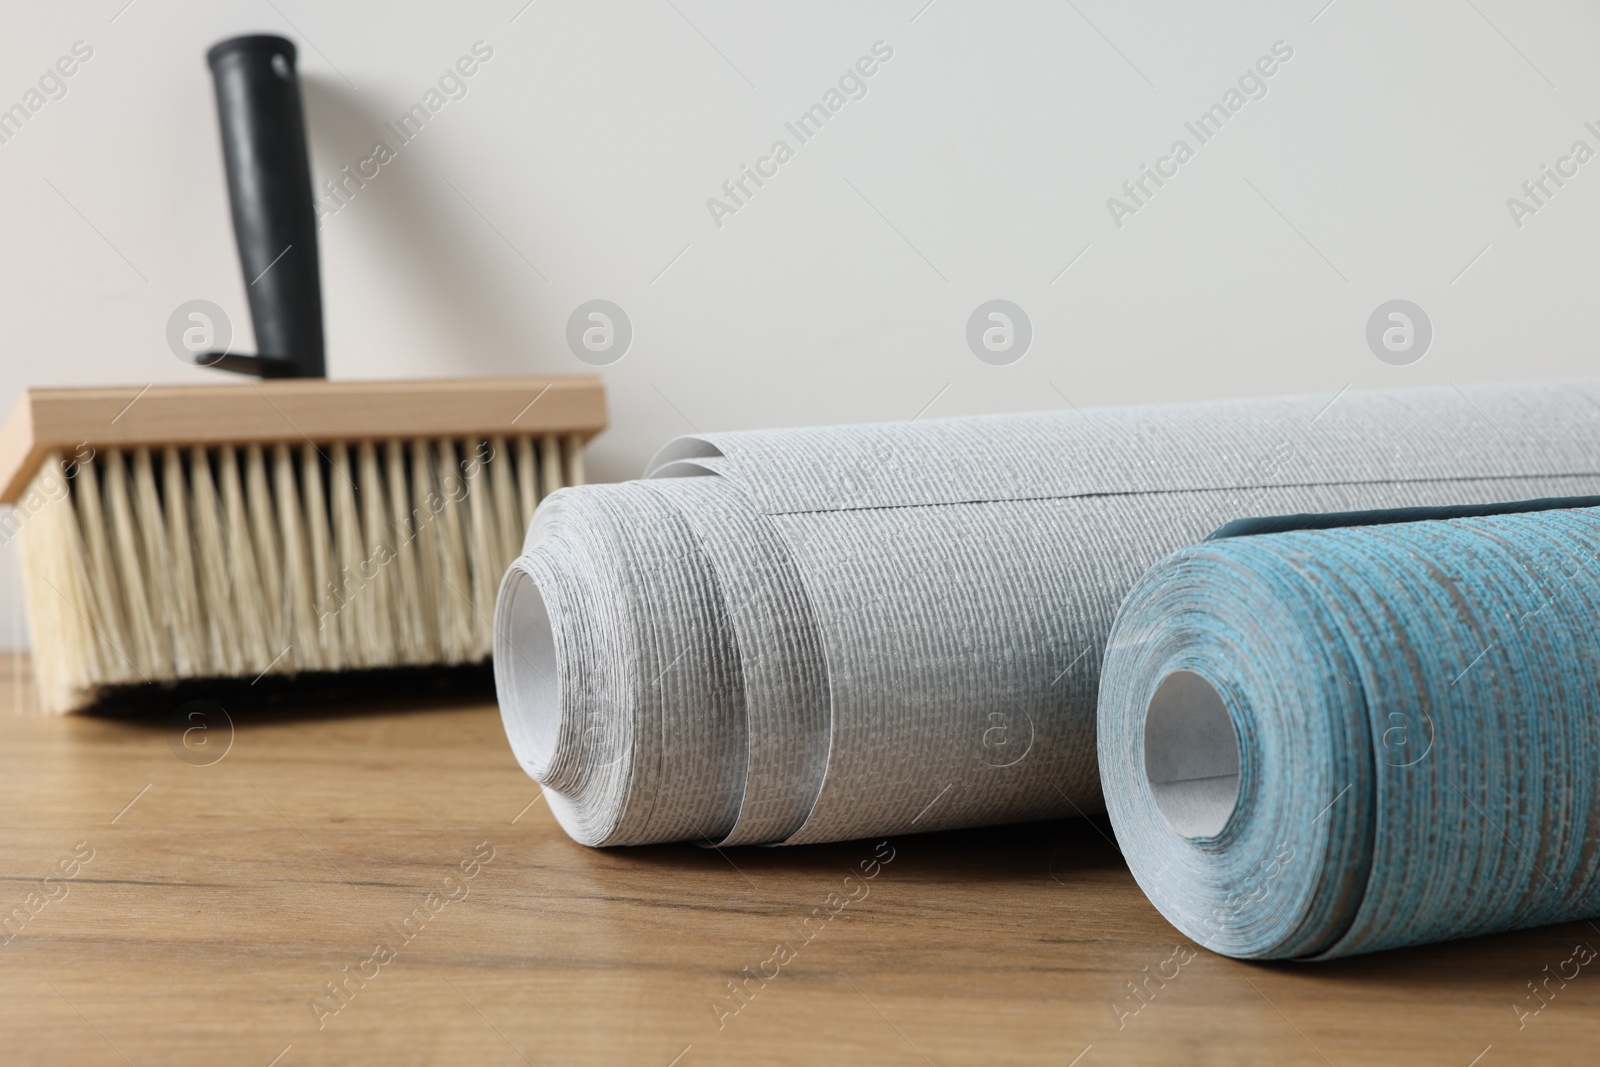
(1100, 506, 1600, 959)
(494, 380, 1600, 848)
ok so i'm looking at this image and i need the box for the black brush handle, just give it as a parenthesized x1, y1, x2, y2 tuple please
(203, 35, 325, 378)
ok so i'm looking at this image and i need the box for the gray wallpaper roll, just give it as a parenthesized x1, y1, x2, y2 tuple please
(493, 380, 1600, 847)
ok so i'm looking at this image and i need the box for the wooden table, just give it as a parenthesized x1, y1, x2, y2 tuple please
(0, 652, 1593, 1066)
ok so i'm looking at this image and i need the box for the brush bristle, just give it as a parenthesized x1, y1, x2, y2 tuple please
(14, 433, 585, 712)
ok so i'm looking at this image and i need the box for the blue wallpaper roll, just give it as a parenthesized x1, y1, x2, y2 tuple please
(1099, 505, 1600, 959)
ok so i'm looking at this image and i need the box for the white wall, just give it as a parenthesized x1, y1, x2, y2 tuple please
(3, 0, 1597, 646)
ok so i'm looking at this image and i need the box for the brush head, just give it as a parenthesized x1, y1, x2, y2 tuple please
(1, 377, 607, 713)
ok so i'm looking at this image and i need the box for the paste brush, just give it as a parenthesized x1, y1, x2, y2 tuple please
(0, 34, 604, 712)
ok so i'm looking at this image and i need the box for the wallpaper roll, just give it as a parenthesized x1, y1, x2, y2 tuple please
(1099, 504, 1600, 959)
(494, 380, 1600, 847)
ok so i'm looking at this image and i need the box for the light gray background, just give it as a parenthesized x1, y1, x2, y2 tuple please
(2, 0, 1595, 647)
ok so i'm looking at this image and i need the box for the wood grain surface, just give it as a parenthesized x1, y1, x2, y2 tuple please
(0, 651, 1594, 1066)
